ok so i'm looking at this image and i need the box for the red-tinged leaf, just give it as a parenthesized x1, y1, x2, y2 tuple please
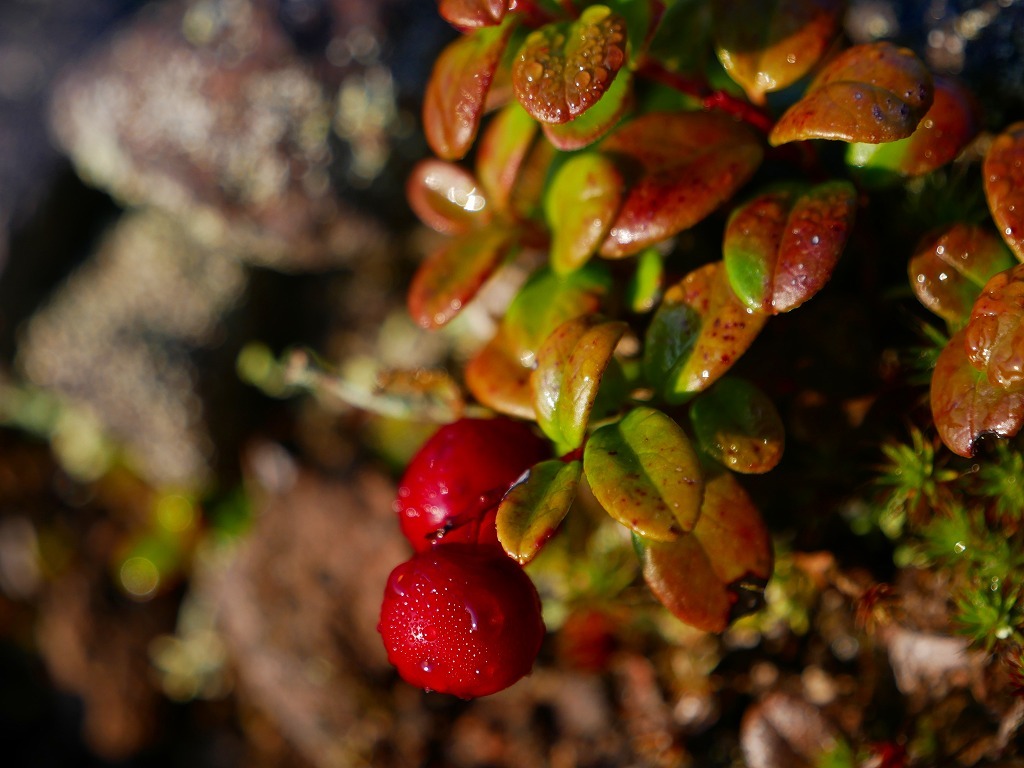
(542, 69, 633, 151)
(712, 0, 843, 103)
(769, 42, 933, 146)
(690, 377, 785, 473)
(476, 102, 538, 214)
(984, 122, 1024, 262)
(533, 316, 627, 452)
(847, 76, 980, 180)
(584, 407, 704, 541)
(497, 459, 581, 564)
(638, 471, 772, 632)
(931, 328, 1024, 457)
(965, 264, 1024, 392)
(439, 0, 508, 31)
(508, 134, 558, 223)
(423, 19, 516, 160)
(512, 6, 628, 124)
(408, 226, 517, 329)
(465, 328, 536, 419)
(741, 693, 846, 768)
(724, 181, 857, 314)
(908, 224, 1015, 326)
(599, 112, 763, 258)
(406, 159, 491, 236)
(644, 262, 768, 403)
(545, 153, 624, 274)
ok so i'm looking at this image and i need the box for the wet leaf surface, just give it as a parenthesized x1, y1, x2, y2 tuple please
(476, 102, 538, 214)
(644, 262, 768, 403)
(965, 263, 1024, 391)
(542, 69, 633, 151)
(546, 153, 624, 274)
(638, 471, 772, 632)
(690, 377, 784, 473)
(984, 121, 1024, 262)
(931, 328, 1024, 457)
(723, 181, 857, 314)
(532, 316, 627, 452)
(769, 42, 933, 146)
(712, 0, 842, 103)
(497, 459, 581, 564)
(741, 692, 844, 768)
(424, 19, 516, 160)
(584, 407, 704, 541)
(406, 159, 492, 236)
(599, 112, 763, 258)
(439, 0, 508, 31)
(407, 226, 517, 329)
(465, 328, 537, 419)
(512, 5, 628, 124)
(908, 223, 1015, 326)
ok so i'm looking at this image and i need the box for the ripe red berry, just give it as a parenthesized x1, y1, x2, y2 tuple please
(378, 545, 546, 698)
(395, 417, 549, 551)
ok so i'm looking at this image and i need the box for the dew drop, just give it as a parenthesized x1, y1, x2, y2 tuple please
(420, 659, 435, 673)
(954, 541, 967, 554)
(810, 235, 820, 246)
(574, 70, 592, 89)
(525, 61, 544, 84)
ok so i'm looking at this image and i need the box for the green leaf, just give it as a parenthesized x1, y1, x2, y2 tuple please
(542, 69, 633, 151)
(497, 459, 581, 564)
(584, 407, 704, 541)
(769, 42, 933, 146)
(626, 248, 663, 313)
(965, 263, 1024, 392)
(545, 153, 624, 274)
(644, 262, 768, 402)
(533, 316, 628, 452)
(723, 181, 857, 314)
(984, 121, 1024, 262)
(406, 159, 492, 236)
(476, 102, 539, 215)
(689, 377, 785, 474)
(512, 5, 628, 124)
(599, 111, 763, 258)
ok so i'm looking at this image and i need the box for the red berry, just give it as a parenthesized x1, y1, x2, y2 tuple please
(378, 546, 546, 698)
(395, 417, 549, 551)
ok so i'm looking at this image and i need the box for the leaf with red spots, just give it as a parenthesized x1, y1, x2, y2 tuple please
(847, 76, 980, 181)
(512, 5, 628, 124)
(965, 263, 1024, 392)
(931, 328, 1024, 458)
(465, 328, 536, 420)
(408, 226, 518, 329)
(438, 0, 508, 31)
(723, 181, 857, 314)
(545, 153, 624, 274)
(542, 69, 633, 151)
(475, 102, 538, 214)
(908, 224, 1015, 327)
(406, 159, 492, 236)
(584, 407, 704, 541)
(769, 42, 933, 146)
(533, 315, 628, 452)
(712, 0, 843, 104)
(599, 112, 763, 258)
(644, 262, 768, 403)
(424, 18, 517, 160)
(638, 471, 772, 632)
(689, 377, 785, 474)
(984, 122, 1024, 262)
(497, 459, 581, 564)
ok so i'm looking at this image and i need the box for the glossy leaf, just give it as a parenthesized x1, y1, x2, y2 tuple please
(644, 262, 768, 403)
(769, 42, 933, 146)
(406, 159, 491, 236)
(512, 5, 628, 124)
(690, 377, 785, 473)
(965, 264, 1024, 392)
(723, 181, 857, 314)
(627, 248, 663, 313)
(542, 69, 633, 151)
(545, 153, 624, 274)
(497, 459, 581, 564)
(908, 224, 1015, 326)
(713, 0, 843, 103)
(599, 112, 763, 258)
(638, 471, 772, 632)
(984, 122, 1024, 262)
(846, 76, 980, 180)
(408, 226, 517, 329)
(439, 0, 508, 31)
(584, 407, 704, 541)
(424, 19, 516, 160)
(476, 102, 538, 214)
(931, 328, 1024, 458)
(465, 328, 536, 419)
(533, 316, 628, 452)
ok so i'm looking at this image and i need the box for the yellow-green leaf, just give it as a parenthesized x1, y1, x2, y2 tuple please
(497, 459, 581, 564)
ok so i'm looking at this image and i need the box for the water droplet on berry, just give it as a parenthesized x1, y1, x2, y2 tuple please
(421, 659, 435, 673)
